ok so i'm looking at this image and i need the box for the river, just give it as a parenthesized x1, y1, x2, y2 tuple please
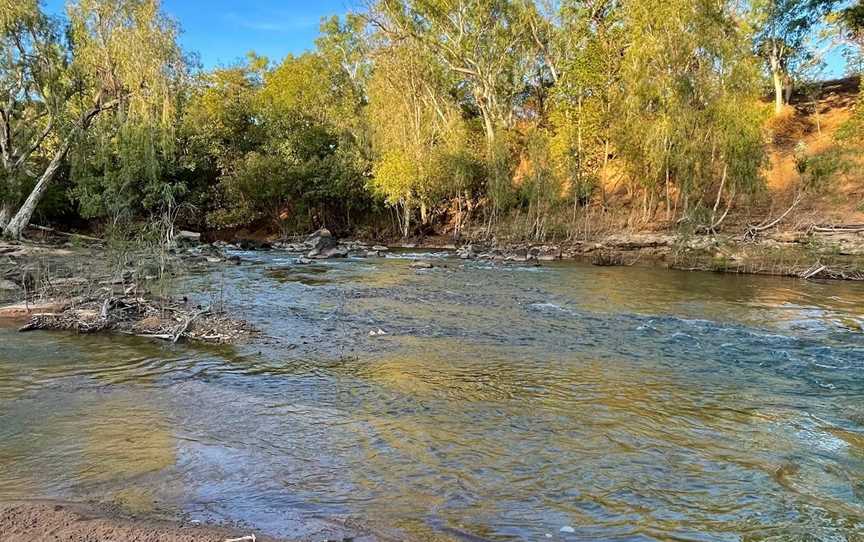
(1, 251, 864, 540)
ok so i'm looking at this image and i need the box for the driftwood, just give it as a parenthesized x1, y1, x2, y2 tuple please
(745, 192, 803, 239)
(801, 264, 827, 280)
(14, 291, 250, 344)
(30, 224, 103, 243)
(172, 309, 208, 343)
(809, 224, 864, 234)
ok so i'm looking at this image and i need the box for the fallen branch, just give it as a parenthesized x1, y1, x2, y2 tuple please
(801, 264, 827, 280)
(172, 309, 208, 343)
(30, 224, 102, 243)
(810, 224, 864, 233)
(224, 535, 256, 542)
(745, 192, 803, 239)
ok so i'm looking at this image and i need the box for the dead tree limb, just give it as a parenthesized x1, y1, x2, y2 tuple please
(745, 192, 803, 239)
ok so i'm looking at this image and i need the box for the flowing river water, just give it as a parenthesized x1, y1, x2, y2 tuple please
(2, 251, 864, 541)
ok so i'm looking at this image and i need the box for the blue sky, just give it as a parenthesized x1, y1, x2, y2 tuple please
(43, 0, 356, 68)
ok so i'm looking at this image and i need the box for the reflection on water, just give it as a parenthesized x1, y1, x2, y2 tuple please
(1, 254, 864, 540)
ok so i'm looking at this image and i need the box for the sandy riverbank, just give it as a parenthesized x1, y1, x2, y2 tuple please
(0, 502, 280, 542)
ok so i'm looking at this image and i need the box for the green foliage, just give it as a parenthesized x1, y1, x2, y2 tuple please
(750, 0, 838, 94)
(0, 0, 185, 237)
(549, 0, 624, 206)
(794, 144, 847, 193)
(4, 0, 856, 240)
(614, 0, 767, 208)
(366, 41, 483, 232)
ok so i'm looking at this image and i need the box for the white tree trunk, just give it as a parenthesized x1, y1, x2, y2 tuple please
(0, 202, 10, 229)
(770, 57, 785, 114)
(772, 70, 785, 113)
(402, 201, 411, 238)
(3, 139, 70, 239)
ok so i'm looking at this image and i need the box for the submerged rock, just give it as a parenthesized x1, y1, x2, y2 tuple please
(308, 247, 348, 259)
(457, 244, 476, 260)
(237, 239, 272, 251)
(410, 260, 434, 269)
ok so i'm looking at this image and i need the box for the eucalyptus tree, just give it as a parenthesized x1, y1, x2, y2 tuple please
(549, 0, 624, 207)
(837, 0, 864, 69)
(220, 50, 370, 230)
(367, 42, 472, 236)
(1, 0, 183, 238)
(316, 14, 372, 95)
(0, 1, 64, 228)
(368, 0, 539, 150)
(750, 0, 838, 114)
(615, 0, 767, 222)
(837, 1, 864, 139)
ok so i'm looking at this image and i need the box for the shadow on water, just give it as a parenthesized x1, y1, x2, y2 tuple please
(1, 252, 864, 540)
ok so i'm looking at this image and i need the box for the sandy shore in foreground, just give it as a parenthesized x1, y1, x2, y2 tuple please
(0, 501, 283, 542)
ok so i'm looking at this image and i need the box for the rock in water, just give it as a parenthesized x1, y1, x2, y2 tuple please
(237, 239, 272, 251)
(176, 230, 201, 243)
(410, 260, 434, 269)
(309, 247, 348, 259)
(306, 228, 337, 251)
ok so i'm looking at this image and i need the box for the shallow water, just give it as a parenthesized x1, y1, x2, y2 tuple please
(2, 253, 864, 540)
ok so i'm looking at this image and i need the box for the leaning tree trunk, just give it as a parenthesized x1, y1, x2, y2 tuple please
(3, 139, 70, 239)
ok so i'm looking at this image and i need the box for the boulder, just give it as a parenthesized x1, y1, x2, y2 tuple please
(175, 230, 201, 243)
(410, 260, 434, 269)
(372, 245, 389, 252)
(306, 228, 338, 251)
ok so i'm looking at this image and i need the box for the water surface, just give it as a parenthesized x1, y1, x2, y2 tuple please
(2, 253, 864, 540)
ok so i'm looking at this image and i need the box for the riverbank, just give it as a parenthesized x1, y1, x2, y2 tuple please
(441, 226, 864, 280)
(0, 502, 280, 542)
(0, 233, 253, 343)
(0, 499, 404, 542)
